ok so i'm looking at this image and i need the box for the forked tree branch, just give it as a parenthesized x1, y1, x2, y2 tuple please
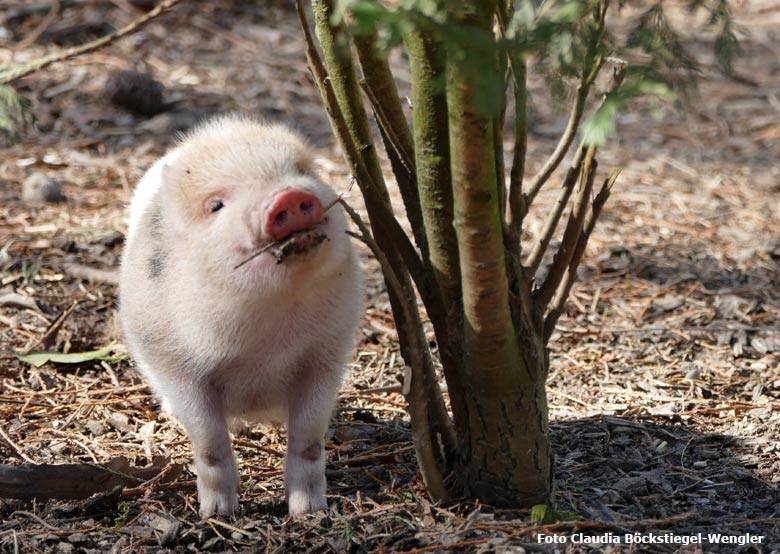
(353, 32, 428, 259)
(496, 2, 529, 237)
(403, 29, 469, 432)
(298, 0, 433, 314)
(507, 58, 529, 231)
(0, 0, 182, 85)
(526, 59, 627, 280)
(543, 168, 620, 341)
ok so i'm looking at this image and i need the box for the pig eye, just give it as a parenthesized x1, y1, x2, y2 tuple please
(208, 199, 225, 214)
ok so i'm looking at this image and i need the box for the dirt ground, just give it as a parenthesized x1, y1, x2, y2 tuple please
(1, 1, 779, 553)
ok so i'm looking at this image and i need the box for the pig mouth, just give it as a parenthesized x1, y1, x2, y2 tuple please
(269, 226, 328, 264)
(233, 224, 328, 270)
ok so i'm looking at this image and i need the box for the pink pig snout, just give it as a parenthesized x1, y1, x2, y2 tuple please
(264, 189, 323, 241)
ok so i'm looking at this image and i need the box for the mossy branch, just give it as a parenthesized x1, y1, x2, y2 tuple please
(404, 28, 467, 437)
(296, 0, 455, 499)
(352, 32, 427, 260)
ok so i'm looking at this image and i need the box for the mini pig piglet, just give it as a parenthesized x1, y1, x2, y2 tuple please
(119, 115, 363, 518)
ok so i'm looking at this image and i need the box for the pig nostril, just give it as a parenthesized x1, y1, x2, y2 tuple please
(300, 201, 312, 213)
(274, 210, 288, 226)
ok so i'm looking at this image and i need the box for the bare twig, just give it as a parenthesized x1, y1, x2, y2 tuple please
(8, 511, 59, 531)
(524, 1, 609, 206)
(0, 425, 35, 464)
(13, 1, 60, 52)
(524, 58, 603, 206)
(543, 168, 620, 340)
(527, 59, 627, 282)
(0, 0, 183, 85)
(525, 146, 588, 276)
(496, 3, 529, 236)
(535, 145, 598, 311)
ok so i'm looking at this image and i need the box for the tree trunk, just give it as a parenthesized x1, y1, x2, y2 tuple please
(458, 349, 552, 506)
(444, 2, 552, 506)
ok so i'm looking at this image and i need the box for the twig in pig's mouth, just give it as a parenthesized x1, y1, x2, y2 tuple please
(233, 194, 343, 270)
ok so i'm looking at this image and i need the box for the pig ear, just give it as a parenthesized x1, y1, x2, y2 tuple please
(158, 162, 189, 231)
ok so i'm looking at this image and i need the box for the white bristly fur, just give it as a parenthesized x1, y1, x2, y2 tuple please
(119, 115, 363, 518)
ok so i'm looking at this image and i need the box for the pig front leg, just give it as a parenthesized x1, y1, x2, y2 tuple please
(284, 366, 340, 517)
(165, 384, 239, 518)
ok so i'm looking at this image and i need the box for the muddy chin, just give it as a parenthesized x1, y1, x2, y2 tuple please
(271, 228, 328, 264)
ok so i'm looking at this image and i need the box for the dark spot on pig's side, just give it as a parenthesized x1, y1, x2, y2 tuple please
(144, 204, 167, 280)
(145, 204, 164, 239)
(301, 442, 322, 462)
(147, 247, 166, 280)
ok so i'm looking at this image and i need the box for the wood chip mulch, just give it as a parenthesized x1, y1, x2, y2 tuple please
(1, 1, 778, 552)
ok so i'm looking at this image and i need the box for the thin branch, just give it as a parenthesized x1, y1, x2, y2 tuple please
(524, 56, 604, 206)
(525, 145, 588, 276)
(496, 2, 529, 236)
(352, 31, 428, 260)
(359, 80, 415, 177)
(543, 168, 620, 341)
(233, 194, 343, 269)
(524, 1, 610, 206)
(525, 59, 627, 279)
(507, 58, 528, 231)
(0, 0, 183, 85)
(295, 0, 427, 293)
(534, 146, 598, 311)
(339, 199, 454, 502)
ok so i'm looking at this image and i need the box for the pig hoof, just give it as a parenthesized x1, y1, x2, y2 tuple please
(288, 490, 327, 517)
(198, 487, 239, 519)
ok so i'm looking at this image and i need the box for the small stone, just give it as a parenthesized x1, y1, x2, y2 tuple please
(56, 542, 75, 553)
(67, 533, 87, 544)
(22, 173, 65, 203)
(85, 420, 104, 435)
(684, 367, 701, 380)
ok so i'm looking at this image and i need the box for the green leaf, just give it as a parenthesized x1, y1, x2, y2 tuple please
(582, 75, 674, 146)
(16, 343, 122, 368)
(531, 504, 579, 524)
